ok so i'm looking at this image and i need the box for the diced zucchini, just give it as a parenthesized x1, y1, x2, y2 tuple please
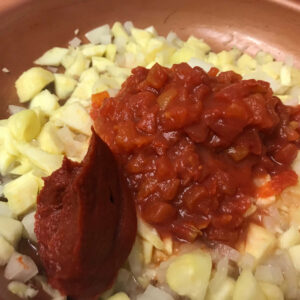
(0, 216, 23, 247)
(15, 67, 54, 103)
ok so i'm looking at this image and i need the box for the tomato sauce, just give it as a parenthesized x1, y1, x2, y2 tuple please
(92, 63, 300, 246)
(35, 130, 136, 299)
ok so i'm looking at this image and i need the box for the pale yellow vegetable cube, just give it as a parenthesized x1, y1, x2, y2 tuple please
(262, 61, 283, 80)
(65, 52, 90, 78)
(280, 65, 291, 86)
(170, 46, 204, 64)
(0, 235, 14, 266)
(72, 68, 100, 99)
(243, 223, 276, 264)
(105, 44, 117, 61)
(166, 250, 212, 300)
(0, 202, 16, 219)
(259, 282, 284, 300)
(54, 73, 77, 99)
(217, 50, 235, 67)
(15, 67, 54, 103)
(137, 217, 164, 250)
(34, 47, 68, 66)
(51, 102, 92, 136)
(0, 216, 23, 247)
(112, 22, 129, 39)
(37, 122, 64, 154)
(255, 51, 274, 65)
(10, 158, 32, 176)
(3, 173, 41, 216)
(61, 48, 78, 69)
(233, 270, 266, 300)
(207, 277, 235, 300)
(92, 56, 114, 72)
(279, 226, 300, 249)
(288, 244, 300, 272)
(22, 212, 37, 243)
(186, 36, 210, 53)
(131, 28, 152, 48)
(237, 54, 257, 71)
(81, 44, 106, 57)
(206, 52, 219, 66)
(7, 281, 38, 299)
(8, 109, 41, 142)
(142, 240, 153, 264)
(30, 90, 59, 116)
(107, 292, 130, 300)
(93, 80, 109, 94)
(16, 143, 63, 175)
(0, 149, 16, 176)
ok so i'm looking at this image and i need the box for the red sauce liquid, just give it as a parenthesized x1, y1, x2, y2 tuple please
(92, 63, 300, 246)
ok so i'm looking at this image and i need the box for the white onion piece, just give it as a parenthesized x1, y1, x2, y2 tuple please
(123, 21, 134, 34)
(238, 253, 255, 271)
(188, 58, 213, 72)
(22, 211, 37, 243)
(8, 105, 25, 115)
(255, 264, 284, 285)
(209, 257, 228, 292)
(85, 24, 111, 45)
(4, 252, 38, 283)
(213, 243, 241, 263)
(7, 281, 38, 299)
(69, 37, 82, 48)
(35, 276, 66, 300)
(137, 285, 174, 300)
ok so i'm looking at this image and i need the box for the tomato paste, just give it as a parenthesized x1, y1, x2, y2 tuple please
(92, 63, 300, 246)
(35, 130, 136, 299)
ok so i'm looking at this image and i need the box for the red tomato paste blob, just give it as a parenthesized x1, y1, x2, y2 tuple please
(92, 63, 300, 246)
(35, 130, 136, 299)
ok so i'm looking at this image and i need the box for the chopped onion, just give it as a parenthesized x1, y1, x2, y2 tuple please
(69, 37, 82, 48)
(7, 281, 38, 299)
(2, 67, 10, 73)
(35, 276, 66, 300)
(137, 285, 174, 300)
(85, 24, 111, 45)
(8, 105, 25, 115)
(22, 211, 37, 243)
(255, 264, 284, 285)
(238, 253, 255, 271)
(212, 243, 241, 263)
(188, 58, 213, 72)
(123, 21, 134, 34)
(209, 257, 229, 292)
(128, 237, 144, 277)
(4, 252, 38, 283)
